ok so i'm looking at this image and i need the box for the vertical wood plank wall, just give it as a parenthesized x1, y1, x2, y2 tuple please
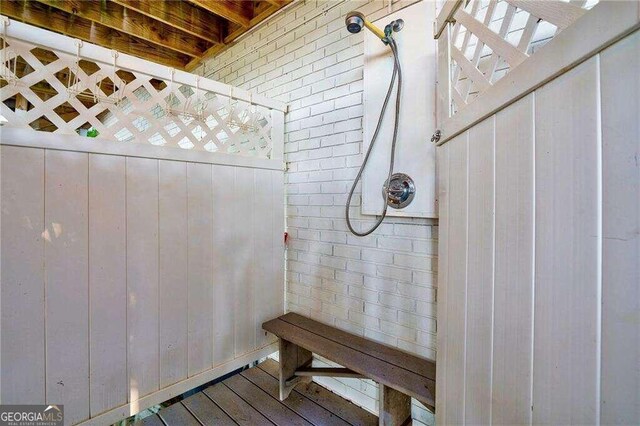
(443, 132, 468, 426)
(89, 154, 128, 416)
(492, 95, 534, 426)
(436, 30, 639, 424)
(0, 147, 46, 405)
(534, 56, 600, 424)
(599, 31, 640, 425)
(45, 150, 90, 425)
(0, 145, 285, 424)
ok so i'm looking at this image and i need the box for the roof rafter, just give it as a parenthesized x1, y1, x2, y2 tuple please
(3, 0, 298, 70)
(32, 0, 215, 58)
(1, 0, 189, 68)
(110, 0, 223, 44)
(263, 0, 288, 7)
(186, 0, 253, 28)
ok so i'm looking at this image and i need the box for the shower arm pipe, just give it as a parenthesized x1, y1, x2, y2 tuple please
(363, 19, 387, 40)
(1, 18, 287, 113)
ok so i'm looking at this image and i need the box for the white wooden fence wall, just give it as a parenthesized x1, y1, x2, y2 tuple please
(435, 1, 639, 425)
(0, 128, 285, 425)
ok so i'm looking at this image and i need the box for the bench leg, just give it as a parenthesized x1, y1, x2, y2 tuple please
(278, 337, 312, 400)
(379, 385, 412, 426)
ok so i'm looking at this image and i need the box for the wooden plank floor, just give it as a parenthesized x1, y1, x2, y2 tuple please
(136, 359, 378, 426)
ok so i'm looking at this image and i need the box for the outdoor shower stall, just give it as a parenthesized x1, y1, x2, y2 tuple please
(0, 20, 286, 425)
(1, 1, 640, 425)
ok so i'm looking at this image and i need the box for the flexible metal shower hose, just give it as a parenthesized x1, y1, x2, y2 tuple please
(345, 37, 402, 237)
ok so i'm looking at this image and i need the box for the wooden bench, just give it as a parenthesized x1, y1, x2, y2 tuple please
(263, 312, 436, 426)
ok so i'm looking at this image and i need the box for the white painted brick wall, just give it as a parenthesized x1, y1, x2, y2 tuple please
(204, 1, 436, 424)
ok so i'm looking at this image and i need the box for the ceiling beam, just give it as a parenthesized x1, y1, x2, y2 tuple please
(187, 0, 253, 28)
(32, 0, 215, 58)
(263, 0, 287, 6)
(110, 0, 223, 44)
(1, 1, 190, 68)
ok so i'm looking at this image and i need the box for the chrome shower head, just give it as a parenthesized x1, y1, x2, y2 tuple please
(345, 11, 365, 34)
(345, 10, 386, 40)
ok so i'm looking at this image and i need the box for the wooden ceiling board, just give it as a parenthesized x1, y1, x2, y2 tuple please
(0, 0, 293, 69)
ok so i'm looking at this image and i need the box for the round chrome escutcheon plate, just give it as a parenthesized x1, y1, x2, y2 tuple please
(383, 173, 416, 209)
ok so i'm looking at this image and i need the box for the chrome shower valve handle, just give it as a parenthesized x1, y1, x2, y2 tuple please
(383, 173, 415, 209)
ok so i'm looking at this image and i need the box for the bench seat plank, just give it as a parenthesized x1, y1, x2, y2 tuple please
(263, 318, 435, 407)
(279, 313, 436, 380)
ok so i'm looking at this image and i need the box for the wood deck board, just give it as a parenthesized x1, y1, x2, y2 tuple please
(203, 383, 274, 426)
(134, 413, 165, 426)
(279, 312, 436, 380)
(259, 360, 378, 426)
(151, 359, 376, 426)
(181, 391, 237, 426)
(157, 401, 202, 426)
(241, 365, 352, 426)
(224, 373, 313, 426)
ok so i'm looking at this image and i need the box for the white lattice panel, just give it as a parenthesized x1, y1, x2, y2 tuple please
(448, 0, 598, 114)
(1, 31, 279, 158)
